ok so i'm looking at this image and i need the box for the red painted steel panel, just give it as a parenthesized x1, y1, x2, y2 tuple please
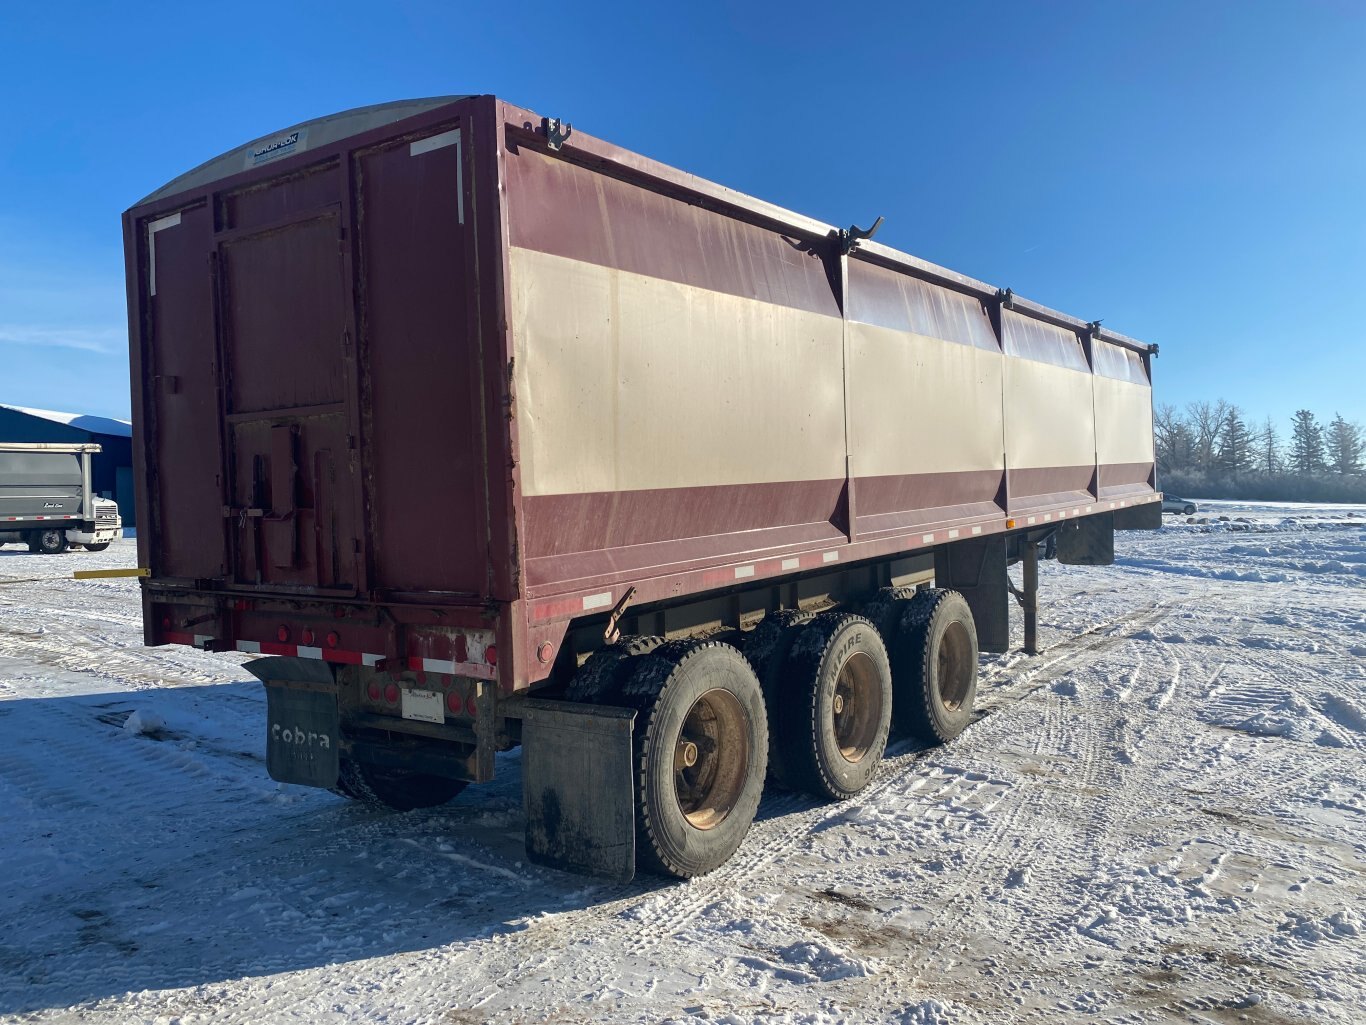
(139, 203, 227, 580)
(220, 213, 348, 413)
(506, 145, 841, 319)
(523, 479, 847, 591)
(355, 123, 488, 596)
(853, 469, 1005, 537)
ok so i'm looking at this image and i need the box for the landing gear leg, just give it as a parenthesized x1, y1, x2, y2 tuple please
(1022, 540, 1039, 655)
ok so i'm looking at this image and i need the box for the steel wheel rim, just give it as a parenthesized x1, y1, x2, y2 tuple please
(41, 529, 62, 547)
(833, 650, 881, 762)
(937, 620, 973, 711)
(673, 688, 749, 831)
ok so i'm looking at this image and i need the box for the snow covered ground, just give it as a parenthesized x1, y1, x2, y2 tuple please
(1, 504, 1363, 1024)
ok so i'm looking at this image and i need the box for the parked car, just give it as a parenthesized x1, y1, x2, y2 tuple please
(1162, 495, 1198, 515)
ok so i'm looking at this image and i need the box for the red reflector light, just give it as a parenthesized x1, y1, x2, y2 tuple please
(301, 628, 315, 646)
(485, 644, 497, 667)
(276, 625, 290, 643)
(465, 694, 478, 718)
(367, 681, 381, 702)
(446, 690, 463, 714)
(161, 616, 172, 630)
(326, 631, 340, 649)
(384, 683, 399, 705)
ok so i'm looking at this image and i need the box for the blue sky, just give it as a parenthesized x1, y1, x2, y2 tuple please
(1, 1, 1363, 433)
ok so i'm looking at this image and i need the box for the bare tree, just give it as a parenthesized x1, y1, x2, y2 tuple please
(1186, 399, 1231, 471)
(1154, 403, 1194, 473)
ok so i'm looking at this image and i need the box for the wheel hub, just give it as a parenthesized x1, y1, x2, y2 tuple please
(673, 688, 749, 831)
(937, 620, 973, 711)
(832, 650, 881, 763)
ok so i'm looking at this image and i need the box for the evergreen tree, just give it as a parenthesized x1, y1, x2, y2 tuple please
(1326, 414, 1363, 475)
(1289, 409, 1325, 473)
(1217, 407, 1255, 475)
(1257, 417, 1282, 474)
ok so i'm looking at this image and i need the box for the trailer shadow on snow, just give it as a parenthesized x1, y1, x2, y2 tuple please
(0, 681, 856, 1015)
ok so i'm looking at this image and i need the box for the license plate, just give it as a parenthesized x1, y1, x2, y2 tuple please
(401, 688, 444, 724)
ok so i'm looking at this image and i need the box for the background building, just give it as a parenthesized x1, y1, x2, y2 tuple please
(0, 404, 136, 529)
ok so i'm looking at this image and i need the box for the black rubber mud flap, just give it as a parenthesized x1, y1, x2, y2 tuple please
(1057, 512, 1115, 566)
(246, 657, 340, 789)
(518, 698, 637, 882)
(263, 685, 340, 788)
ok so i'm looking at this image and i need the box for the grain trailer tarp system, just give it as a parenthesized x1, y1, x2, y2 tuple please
(125, 95, 1160, 880)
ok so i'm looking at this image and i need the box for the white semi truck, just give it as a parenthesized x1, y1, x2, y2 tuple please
(0, 443, 122, 553)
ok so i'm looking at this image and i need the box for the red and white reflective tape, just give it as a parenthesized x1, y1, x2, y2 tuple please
(3, 514, 79, 521)
(160, 632, 495, 679)
(231, 638, 385, 666)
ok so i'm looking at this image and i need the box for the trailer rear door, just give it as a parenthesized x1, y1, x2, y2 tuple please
(218, 205, 357, 589)
(139, 111, 487, 599)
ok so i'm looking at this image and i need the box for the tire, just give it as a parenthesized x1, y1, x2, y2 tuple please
(34, 528, 67, 555)
(857, 586, 919, 641)
(566, 635, 663, 704)
(333, 758, 466, 811)
(891, 589, 978, 744)
(741, 609, 813, 789)
(779, 612, 892, 800)
(83, 543, 111, 552)
(1183, 505, 1195, 515)
(616, 639, 768, 879)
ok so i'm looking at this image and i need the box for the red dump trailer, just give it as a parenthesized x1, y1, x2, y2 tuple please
(124, 95, 1160, 880)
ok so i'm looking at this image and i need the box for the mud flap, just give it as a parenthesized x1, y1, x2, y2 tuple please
(518, 698, 637, 882)
(245, 657, 340, 789)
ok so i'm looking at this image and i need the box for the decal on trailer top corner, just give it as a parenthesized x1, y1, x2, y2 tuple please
(245, 127, 309, 168)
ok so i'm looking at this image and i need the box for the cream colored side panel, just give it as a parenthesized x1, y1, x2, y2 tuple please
(510, 247, 846, 497)
(1003, 359, 1096, 470)
(848, 321, 1004, 477)
(1094, 377, 1155, 465)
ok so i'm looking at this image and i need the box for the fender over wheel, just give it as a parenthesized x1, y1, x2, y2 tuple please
(778, 612, 892, 800)
(891, 589, 979, 744)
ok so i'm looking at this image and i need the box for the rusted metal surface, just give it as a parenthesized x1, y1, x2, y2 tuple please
(125, 94, 1159, 694)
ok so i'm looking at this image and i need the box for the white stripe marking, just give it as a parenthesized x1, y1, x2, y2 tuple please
(297, 646, 323, 660)
(362, 653, 382, 667)
(193, 634, 212, 648)
(236, 640, 261, 654)
(781, 558, 800, 571)
(409, 129, 463, 223)
(1026, 517, 1036, 525)
(582, 591, 613, 611)
(921, 534, 935, 544)
(822, 551, 839, 563)
(971, 525, 982, 535)
(146, 212, 182, 297)
(947, 529, 960, 539)
(423, 658, 457, 674)
(734, 565, 755, 579)
(1042, 514, 1051, 522)
(410, 129, 460, 156)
